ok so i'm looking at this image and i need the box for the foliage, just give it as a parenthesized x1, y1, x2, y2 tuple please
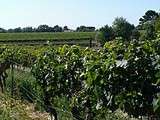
(0, 28, 6, 33)
(63, 26, 69, 31)
(99, 25, 114, 45)
(52, 25, 63, 32)
(0, 25, 66, 33)
(140, 23, 156, 40)
(155, 17, 160, 33)
(138, 10, 160, 40)
(22, 27, 35, 32)
(1, 33, 160, 119)
(32, 37, 160, 119)
(130, 29, 140, 40)
(139, 10, 159, 26)
(36, 25, 53, 32)
(76, 26, 95, 32)
(3, 9, 160, 120)
(112, 17, 135, 40)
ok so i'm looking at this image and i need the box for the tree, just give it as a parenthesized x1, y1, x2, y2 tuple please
(0, 28, 6, 33)
(76, 26, 95, 32)
(131, 29, 140, 40)
(63, 26, 69, 31)
(14, 27, 22, 32)
(139, 10, 159, 26)
(143, 23, 156, 40)
(99, 25, 114, 45)
(53, 25, 63, 32)
(7, 29, 14, 33)
(22, 27, 35, 32)
(138, 10, 159, 40)
(112, 17, 135, 40)
(37, 25, 50, 32)
(155, 17, 160, 33)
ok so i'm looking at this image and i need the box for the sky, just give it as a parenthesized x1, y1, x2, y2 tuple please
(0, 0, 160, 29)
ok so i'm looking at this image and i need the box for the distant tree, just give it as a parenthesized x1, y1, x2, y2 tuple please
(22, 27, 34, 32)
(6, 25, 63, 33)
(7, 29, 14, 33)
(138, 10, 159, 40)
(63, 26, 69, 31)
(86, 26, 95, 32)
(14, 27, 22, 32)
(112, 17, 135, 40)
(139, 10, 159, 26)
(0, 28, 6, 33)
(76, 26, 95, 32)
(37, 25, 51, 32)
(76, 26, 83, 32)
(99, 25, 114, 45)
(53, 25, 63, 32)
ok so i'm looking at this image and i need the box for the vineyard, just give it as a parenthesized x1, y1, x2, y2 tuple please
(0, 32, 95, 41)
(1, 32, 160, 119)
(0, 32, 97, 47)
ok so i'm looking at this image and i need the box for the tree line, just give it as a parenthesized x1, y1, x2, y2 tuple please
(99, 10, 160, 45)
(0, 25, 96, 33)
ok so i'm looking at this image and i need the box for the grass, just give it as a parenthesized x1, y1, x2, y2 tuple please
(0, 93, 49, 120)
(0, 32, 96, 42)
(5, 69, 75, 120)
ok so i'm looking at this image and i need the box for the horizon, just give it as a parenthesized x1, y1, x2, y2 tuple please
(0, 0, 160, 29)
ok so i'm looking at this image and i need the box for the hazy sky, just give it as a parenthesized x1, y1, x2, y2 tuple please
(0, 0, 160, 29)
